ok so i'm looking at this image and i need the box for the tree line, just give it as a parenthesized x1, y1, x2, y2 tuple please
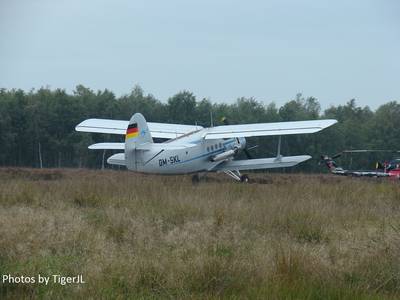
(0, 85, 399, 172)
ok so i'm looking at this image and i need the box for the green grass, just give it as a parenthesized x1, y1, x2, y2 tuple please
(0, 168, 399, 299)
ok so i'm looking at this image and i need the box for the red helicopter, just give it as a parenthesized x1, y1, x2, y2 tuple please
(320, 150, 400, 179)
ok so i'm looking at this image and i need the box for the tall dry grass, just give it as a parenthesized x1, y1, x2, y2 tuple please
(0, 168, 399, 299)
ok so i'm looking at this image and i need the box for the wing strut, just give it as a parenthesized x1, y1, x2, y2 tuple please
(276, 136, 282, 161)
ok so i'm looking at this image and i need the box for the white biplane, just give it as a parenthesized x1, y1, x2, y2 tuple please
(76, 113, 337, 182)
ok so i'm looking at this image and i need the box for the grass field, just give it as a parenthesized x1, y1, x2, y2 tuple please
(0, 168, 399, 299)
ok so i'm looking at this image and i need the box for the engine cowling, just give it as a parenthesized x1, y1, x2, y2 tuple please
(210, 149, 238, 162)
(237, 137, 246, 150)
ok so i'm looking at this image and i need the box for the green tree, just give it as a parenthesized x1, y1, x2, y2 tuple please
(117, 85, 165, 122)
(369, 101, 400, 150)
(167, 91, 197, 124)
(195, 98, 213, 127)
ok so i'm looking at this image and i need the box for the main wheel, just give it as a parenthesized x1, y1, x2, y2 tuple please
(240, 174, 250, 183)
(192, 174, 200, 184)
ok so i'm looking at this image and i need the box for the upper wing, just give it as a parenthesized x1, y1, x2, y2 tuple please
(204, 119, 337, 139)
(88, 142, 198, 151)
(149, 122, 203, 139)
(214, 155, 311, 171)
(75, 118, 203, 139)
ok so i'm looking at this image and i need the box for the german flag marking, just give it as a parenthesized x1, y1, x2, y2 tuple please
(126, 123, 139, 139)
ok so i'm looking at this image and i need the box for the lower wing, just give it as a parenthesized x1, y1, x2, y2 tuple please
(106, 154, 310, 170)
(76, 118, 202, 139)
(213, 155, 311, 171)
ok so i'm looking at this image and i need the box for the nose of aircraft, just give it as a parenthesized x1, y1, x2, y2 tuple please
(237, 137, 246, 150)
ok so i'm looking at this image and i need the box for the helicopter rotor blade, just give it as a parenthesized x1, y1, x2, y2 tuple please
(343, 149, 400, 153)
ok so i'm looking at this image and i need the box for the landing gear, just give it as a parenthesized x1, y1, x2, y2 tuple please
(224, 170, 250, 183)
(192, 171, 250, 184)
(240, 174, 250, 183)
(192, 174, 200, 184)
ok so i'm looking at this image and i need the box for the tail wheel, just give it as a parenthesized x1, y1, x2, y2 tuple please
(240, 174, 250, 183)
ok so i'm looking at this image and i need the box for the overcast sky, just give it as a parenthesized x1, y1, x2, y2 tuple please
(0, 0, 399, 109)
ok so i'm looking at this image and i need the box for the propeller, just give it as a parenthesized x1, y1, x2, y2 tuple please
(243, 148, 253, 159)
(243, 144, 261, 159)
(247, 145, 259, 151)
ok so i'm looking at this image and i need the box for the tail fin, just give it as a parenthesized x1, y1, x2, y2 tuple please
(125, 113, 153, 170)
(320, 155, 338, 171)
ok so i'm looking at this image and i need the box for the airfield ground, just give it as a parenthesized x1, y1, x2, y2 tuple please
(0, 168, 399, 299)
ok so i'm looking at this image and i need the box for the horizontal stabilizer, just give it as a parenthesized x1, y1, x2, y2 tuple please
(89, 143, 125, 150)
(76, 118, 202, 139)
(204, 119, 337, 139)
(107, 153, 125, 166)
(214, 155, 311, 171)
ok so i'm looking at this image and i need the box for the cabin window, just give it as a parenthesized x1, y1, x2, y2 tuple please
(207, 147, 210, 152)
(215, 144, 218, 149)
(211, 145, 214, 151)
(219, 143, 222, 148)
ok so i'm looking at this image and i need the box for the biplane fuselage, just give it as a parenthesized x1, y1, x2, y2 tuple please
(125, 130, 245, 174)
(77, 113, 337, 181)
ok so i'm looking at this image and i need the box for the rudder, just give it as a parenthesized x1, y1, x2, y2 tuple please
(125, 113, 153, 170)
